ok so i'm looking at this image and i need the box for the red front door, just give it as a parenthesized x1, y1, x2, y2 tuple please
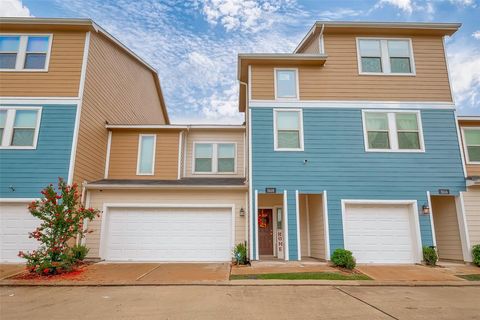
(258, 209, 273, 255)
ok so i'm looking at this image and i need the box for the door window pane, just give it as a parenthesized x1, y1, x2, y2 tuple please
(138, 136, 155, 174)
(276, 70, 297, 98)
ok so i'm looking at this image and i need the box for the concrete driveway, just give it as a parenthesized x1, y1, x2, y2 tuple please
(2, 286, 480, 319)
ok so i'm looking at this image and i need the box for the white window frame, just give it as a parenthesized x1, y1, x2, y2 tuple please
(192, 142, 237, 174)
(136, 134, 156, 176)
(0, 33, 53, 72)
(461, 127, 480, 164)
(362, 110, 425, 153)
(274, 68, 300, 100)
(356, 37, 416, 76)
(0, 106, 42, 149)
(273, 108, 304, 152)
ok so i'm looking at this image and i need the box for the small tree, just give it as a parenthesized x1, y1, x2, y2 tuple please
(18, 178, 99, 275)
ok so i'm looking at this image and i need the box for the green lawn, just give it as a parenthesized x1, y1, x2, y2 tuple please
(230, 272, 371, 281)
(457, 274, 480, 281)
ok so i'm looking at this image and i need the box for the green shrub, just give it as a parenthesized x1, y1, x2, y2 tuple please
(472, 244, 480, 267)
(331, 248, 356, 270)
(233, 243, 247, 265)
(423, 246, 438, 266)
(70, 244, 89, 262)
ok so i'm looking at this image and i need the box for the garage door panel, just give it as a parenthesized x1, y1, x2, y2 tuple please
(103, 207, 232, 262)
(344, 203, 418, 264)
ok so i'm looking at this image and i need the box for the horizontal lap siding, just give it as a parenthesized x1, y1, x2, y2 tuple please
(463, 187, 480, 246)
(107, 130, 179, 180)
(0, 105, 76, 198)
(85, 189, 247, 258)
(0, 31, 85, 97)
(74, 32, 166, 184)
(251, 108, 466, 258)
(251, 35, 452, 102)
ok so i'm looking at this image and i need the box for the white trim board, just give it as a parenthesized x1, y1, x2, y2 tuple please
(104, 130, 112, 179)
(0, 98, 81, 105)
(295, 190, 301, 260)
(322, 190, 330, 260)
(273, 108, 304, 152)
(249, 100, 455, 110)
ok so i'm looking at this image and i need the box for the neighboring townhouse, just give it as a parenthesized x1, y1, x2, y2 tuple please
(238, 21, 471, 263)
(458, 116, 480, 259)
(0, 18, 168, 262)
(83, 125, 248, 261)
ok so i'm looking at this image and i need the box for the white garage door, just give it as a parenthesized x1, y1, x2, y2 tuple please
(343, 203, 419, 264)
(102, 207, 233, 262)
(0, 203, 40, 262)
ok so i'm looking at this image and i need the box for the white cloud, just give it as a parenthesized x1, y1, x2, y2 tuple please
(447, 41, 480, 114)
(0, 0, 31, 17)
(376, 0, 413, 14)
(449, 0, 476, 7)
(473, 31, 480, 39)
(317, 8, 364, 20)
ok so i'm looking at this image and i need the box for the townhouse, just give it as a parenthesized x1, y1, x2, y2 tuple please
(238, 21, 472, 264)
(0, 18, 168, 262)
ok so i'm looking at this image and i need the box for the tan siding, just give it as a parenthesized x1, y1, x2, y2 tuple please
(302, 36, 320, 54)
(307, 194, 325, 260)
(74, 32, 166, 183)
(184, 129, 245, 178)
(464, 187, 480, 246)
(251, 35, 452, 102)
(85, 189, 247, 258)
(432, 196, 464, 261)
(107, 130, 179, 180)
(0, 31, 85, 97)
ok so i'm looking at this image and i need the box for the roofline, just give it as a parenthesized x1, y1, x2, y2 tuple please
(105, 124, 245, 130)
(294, 21, 462, 53)
(237, 53, 328, 79)
(457, 116, 480, 121)
(0, 17, 170, 124)
(85, 183, 248, 190)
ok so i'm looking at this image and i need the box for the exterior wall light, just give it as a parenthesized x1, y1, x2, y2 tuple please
(422, 203, 430, 215)
(239, 208, 245, 217)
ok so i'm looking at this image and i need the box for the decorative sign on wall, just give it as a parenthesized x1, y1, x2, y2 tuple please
(276, 230, 284, 260)
(438, 189, 450, 195)
(265, 187, 277, 194)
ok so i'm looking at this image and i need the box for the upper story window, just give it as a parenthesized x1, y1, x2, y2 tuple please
(363, 110, 424, 152)
(274, 109, 304, 151)
(194, 142, 236, 174)
(275, 69, 298, 99)
(0, 35, 52, 71)
(0, 107, 42, 149)
(136, 134, 156, 175)
(463, 128, 480, 163)
(357, 38, 415, 75)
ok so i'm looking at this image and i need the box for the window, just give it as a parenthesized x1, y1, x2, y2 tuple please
(0, 107, 41, 148)
(357, 38, 414, 75)
(275, 69, 298, 99)
(0, 34, 51, 71)
(274, 109, 304, 151)
(363, 111, 424, 152)
(194, 142, 236, 174)
(137, 134, 156, 175)
(464, 128, 480, 163)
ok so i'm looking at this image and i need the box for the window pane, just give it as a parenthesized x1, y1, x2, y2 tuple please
(276, 70, 297, 98)
(218, 144, 235, 158)
(368, 132, 390, 149)
(366, 113, 388, 130)
(359, 39, 381, 56)
(0, 110, 6, 127)
(14, 110, 37, 127)
(11, 128, 34, 146)
(361, 57, 382, 72)
(465, 129, 480, 145)
(0, 53, 17, 69)
(195, 144, 212, 158)
(278, 131, 300, 149)
(24, 53, 46, 69)
(218, 158, 235, 172)
(398, 132, 421, 149)
(195, 158, 212, 172)
(0, 36, 19, 51)
(26, 36, 49, 52)
(388, 40, 410, 57)
(390, 57, 411, 73)
(277, 111, 299, 130)
(138, 136, 155, 174)
(396, 113, 418, 130)
(467, 146, 480, 162)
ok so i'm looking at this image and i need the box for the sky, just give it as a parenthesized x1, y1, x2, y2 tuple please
(1, 0, 479, 124)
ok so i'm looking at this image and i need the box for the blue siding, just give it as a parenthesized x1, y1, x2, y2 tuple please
(251, 107, 466, 260)
(0, 105, 77, 198)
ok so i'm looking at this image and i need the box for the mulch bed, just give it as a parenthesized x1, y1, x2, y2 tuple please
(10, 262, 92, 282)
